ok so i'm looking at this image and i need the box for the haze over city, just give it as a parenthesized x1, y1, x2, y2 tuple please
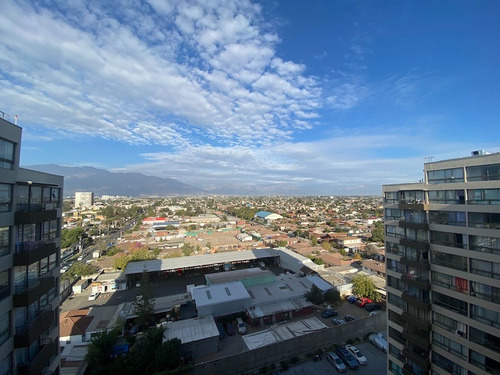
(1, 0, 499, 195)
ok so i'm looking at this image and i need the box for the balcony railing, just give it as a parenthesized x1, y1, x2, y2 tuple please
(16, 202, 58, 212)
(15, 239, 55, 253)
(17, 339, 57, 375)
(402, 291, 431, 311)
(14, 305, 54, 347)
(13, 275, 54, 307)
(400, 273, 431, 290)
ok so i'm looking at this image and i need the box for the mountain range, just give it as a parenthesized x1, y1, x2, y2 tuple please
(26, 164, 203, 197)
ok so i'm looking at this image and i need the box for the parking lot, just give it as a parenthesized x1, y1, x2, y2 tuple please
(285, 341, 387, 375)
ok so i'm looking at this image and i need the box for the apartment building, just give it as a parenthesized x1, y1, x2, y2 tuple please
(74, 192, 93, 209)
(383, 151, 500, 375)
(0, 115, 63, 374)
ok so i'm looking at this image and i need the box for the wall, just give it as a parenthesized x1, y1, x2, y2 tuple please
(192, 313, 386, 375)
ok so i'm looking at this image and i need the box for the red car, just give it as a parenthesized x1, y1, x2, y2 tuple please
(355, 297, 372, 307)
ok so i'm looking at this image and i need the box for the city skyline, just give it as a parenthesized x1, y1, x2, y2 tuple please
(1, 0, 499, 195)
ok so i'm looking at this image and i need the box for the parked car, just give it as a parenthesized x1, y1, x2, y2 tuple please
(225, 321, 236, 336)
(327, 351, 347, 373)
(335, 347, 359, 370)
(355, 297, 372, 307)
(236, 317, 247, 334)
(216, 322, 226, 339)
(332, 319, 346, 325)
(369, 310, 382, 316)
(77, 255, 84, 261)
(346, 344, 367, 365)
(88, 292, 100, 301)
(321, 308, 338, 318)
(344, 314, 357, 322)
(369, 333, 388, 353)
(347, 295, 358, 304)
(365, 303, 382, 312)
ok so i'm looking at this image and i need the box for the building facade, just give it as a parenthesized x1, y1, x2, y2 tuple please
(74, 192, 93, 209)
(383, 152, 500, 375)
(0, 115, 63, 374)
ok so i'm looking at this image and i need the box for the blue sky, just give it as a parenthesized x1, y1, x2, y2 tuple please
(1, 0, 499, 195)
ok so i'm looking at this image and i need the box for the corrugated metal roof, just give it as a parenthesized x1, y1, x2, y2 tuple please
(124, 248, 278, 275)
(191, 281, 251, 307)
(162, 315, 219, 343)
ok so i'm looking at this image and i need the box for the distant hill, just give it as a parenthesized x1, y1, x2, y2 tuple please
(25, 164, 204, 197)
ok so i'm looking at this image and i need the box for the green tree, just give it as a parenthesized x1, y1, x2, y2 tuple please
(305, 284, 324, 305)
(276, 240, 288, 248)
(61, 227, 84, 248)
(133, 270, 156, 328)
(311, 237, 317, 246)
(188, 224, 197, 231)
(321, 241, 332, 251)
(371, 221, 384, 242)
(324, 288, 341, 304)
(62, 262, 97, 280)
(85, 328, 119, 375)
(351, 274, 379, 301)
(181, 243, 194, 256)
(114, 254, 129, 270)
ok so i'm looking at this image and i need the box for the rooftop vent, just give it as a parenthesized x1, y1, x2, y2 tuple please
(471, 150, 490, 156)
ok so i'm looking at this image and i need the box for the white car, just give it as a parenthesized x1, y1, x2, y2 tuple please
(346, 344, 367, 365)
(88, 292, 100, 301)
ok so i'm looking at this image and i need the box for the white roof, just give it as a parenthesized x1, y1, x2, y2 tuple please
(244, 274, 313, 305)
(306, 275, 334, 291)
(191, 281, 251, 307)
(124, 248, 278, 275)
(162, 315, 219, 343)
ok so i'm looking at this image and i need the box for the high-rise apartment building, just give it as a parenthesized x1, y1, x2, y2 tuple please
(74, 192, 93, 209)
(383, 152, 500, 375)
(0, 115, 63, 374)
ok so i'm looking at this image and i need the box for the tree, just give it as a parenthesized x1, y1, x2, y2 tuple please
(182, 243, 194, 256)
(351, 274, 379, 301)
(62, 262, 97, 280)
(305, 284, 324, 305)
(321, 241, 332, 251)
(353, 252, 363, 261)
(61, 227, 84, 248)
(311, 237, 317, 246)
(276, 240, 288, 248)
(114, 254, 129, 270)
(85, 328, 119, 375)
(371, 221, 384, 243)
(363, 244, 379, 259)
(324, 288, 341, 304)
(133, 270, 156, 328)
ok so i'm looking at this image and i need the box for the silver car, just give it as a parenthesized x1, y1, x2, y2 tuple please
(327, 351, 347, 373)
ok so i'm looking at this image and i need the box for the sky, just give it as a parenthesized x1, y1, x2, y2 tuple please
(1, 0, 499, 195)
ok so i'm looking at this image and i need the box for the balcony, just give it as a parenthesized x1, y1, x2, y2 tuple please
(402, 330, 431, 350)
(398, 201, 428, 211)
(17, 339, 57, 375)
(400, 238, 429, 251)
(399, 220, 429, 231)
(402, 291, 431, 311)
(13, 275, 55, 307)
(400, 274, 431, 290)
(14, 203, 57, 225)
(400, 256, 430, 271)
(14, 241, 56, 266)
(402, 349, 430, 371)
(14, 305, 55, 348)
(401, 312, 431, 331)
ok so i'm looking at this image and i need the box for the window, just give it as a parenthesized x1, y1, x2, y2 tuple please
(429, 211, 466, 226)
(386, 225, 404, 239)
(432, 271, 468, 294)
(427, 168, 464, 184)
(0, 138, 15, 170)
(471, 281, 500, 304)
(470, 349, 500, 373)
(385, 208, 402, 220)
(389, 360, 403, 375)
(428, 190, 465, 204)
(433, 311, 467, 336)
(432, 332, 467, 360)
(470, 259, 500, 279)
(0, 184, 12, 212)
(468, 188, 500, 205)
(469, 235, 500, 255)
(0, 311, 10, 345)
(470, 326, 500, 353)
(471, 304, 500, 329)
(388, 292, 406, 310)
(466, 163, 500, 181)
(432, 352, 465, 374)
(469, 212, 500, 230)
(401, 190, 424, 203)
(403, 210, 426, 224)
(385, 191, 399, 203)
(433, 292, 468, 316)
(431, 231, 466, 249)
(432, 250, 467, 271)
(0, 271, 8, 301)
(0, 227, 10, 257)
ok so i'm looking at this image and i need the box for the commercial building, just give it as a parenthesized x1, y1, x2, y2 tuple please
(0, 115, 63, 374)
(383, 151, 500, 375)
(74, 192, 93, 209)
